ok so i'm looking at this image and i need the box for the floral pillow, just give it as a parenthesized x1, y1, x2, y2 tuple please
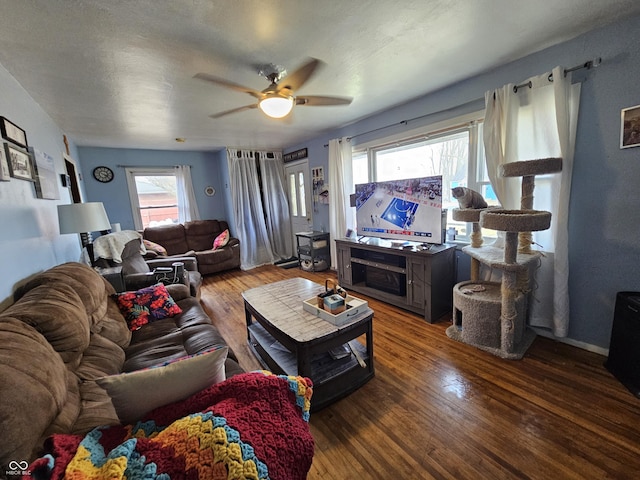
(114, 283, 182, 331)
(212, 229, 230, 250)
(143, 239, 168, 256)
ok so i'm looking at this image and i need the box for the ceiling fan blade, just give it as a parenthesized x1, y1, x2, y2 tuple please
(296, 95, 353, 106)
(209, 104, 258, 119)
(194, 73, 263, 99)
(276, 58, 323, 93)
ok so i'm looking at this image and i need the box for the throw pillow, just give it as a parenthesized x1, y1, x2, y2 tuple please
(143, 239, 168, 256)
(212, 229, 230, 250)
(96, 346, 228, 423)
(114, 283, 182, 331)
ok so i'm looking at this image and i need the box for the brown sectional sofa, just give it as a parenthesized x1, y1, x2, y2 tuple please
(0, 262, 243, 467)
(143, 220, 240, 275)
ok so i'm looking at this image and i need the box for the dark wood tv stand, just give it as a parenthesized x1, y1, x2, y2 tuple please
(335, 238, 455, 323)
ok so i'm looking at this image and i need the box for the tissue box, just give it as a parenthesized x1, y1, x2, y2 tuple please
(323, 294, 346, 314)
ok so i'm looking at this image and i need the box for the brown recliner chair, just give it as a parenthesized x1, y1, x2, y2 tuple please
(96, 238, 203, 299)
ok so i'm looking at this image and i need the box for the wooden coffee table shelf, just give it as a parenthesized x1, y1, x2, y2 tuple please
(242, 278, 375, 411)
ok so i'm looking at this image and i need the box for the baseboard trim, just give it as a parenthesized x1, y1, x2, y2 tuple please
(532, 328, 608, 357)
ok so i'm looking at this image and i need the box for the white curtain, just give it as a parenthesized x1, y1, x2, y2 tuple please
(227, 148, 278, 270)
(328, 137, 354, 269)
(175, 165, 200, 223)
(258, 151, 293, 260)
(483, 66, 580, 337)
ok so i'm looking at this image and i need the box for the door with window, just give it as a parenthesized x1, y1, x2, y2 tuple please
(125, 168, 179, 230)
(284, 160, 312, 252)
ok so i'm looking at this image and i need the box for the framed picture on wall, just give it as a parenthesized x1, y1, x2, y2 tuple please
(620, 104, 640, 149)
(29, 147, 60, 199)
(0, 116, 28, 149)
(0, 143, 11, 181)
(4, 143, 34, 181)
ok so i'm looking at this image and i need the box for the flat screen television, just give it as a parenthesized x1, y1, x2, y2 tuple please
(354, 175, 443, 245)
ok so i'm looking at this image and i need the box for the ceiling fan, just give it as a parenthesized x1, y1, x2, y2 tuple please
(194, 58, 352, 119)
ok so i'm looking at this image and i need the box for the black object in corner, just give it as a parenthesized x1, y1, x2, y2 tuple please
(604, 292, 640, 398)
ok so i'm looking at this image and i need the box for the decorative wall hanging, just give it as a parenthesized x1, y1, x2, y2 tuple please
(4, 143, 34, 181)
(284, 148, 308, 163)
(93, 165, 114, 183)
(0, 143, 11, 181)
(30, 147, 60, 199)
(620, 104, 640, 149)
(0, 116, 28, 149)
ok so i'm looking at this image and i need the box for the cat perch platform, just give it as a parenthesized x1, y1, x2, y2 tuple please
(447, 157, 561, 359)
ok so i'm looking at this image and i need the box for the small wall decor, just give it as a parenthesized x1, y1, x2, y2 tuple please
(0, 143, 11, 181)
(0, 116, 28, 149)
(312, 166, 329, 206)
(283, 147, 308, 163)
(92, 165, 114, 183)
(29, 147, 60, 199)
(204, 186, 216, 196)
(620, 104, 640, 149)
(4, 143, 34, 181)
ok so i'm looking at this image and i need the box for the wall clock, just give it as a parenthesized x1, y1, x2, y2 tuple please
(93, 166, 114, 183)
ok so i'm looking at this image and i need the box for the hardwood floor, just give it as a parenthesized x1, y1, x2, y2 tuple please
(201, 265, 640, 479)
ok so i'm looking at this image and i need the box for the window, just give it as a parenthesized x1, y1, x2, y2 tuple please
(352, 113, 497, 241)
(126, 168, 179, 229)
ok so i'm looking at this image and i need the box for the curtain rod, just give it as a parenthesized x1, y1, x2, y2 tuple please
(512, 57, 601, 93)
(322, 56, 601, 147)
(323, 97, 483, 147)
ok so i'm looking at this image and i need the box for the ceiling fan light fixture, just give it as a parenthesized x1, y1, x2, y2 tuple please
(259, 95, 294, 118)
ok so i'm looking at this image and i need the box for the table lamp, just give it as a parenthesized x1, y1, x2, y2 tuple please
(57, 202, 111, 266)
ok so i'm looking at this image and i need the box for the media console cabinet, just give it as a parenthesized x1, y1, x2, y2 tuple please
(336, 238, 455, 323)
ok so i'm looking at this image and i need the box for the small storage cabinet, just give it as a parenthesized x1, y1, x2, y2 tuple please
(296, 231, 330, 272)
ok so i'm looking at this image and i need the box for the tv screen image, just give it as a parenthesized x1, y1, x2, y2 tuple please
(355, 175, 443, 244)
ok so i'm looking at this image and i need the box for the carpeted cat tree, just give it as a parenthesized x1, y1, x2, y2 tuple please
(446, 158, 562, 359)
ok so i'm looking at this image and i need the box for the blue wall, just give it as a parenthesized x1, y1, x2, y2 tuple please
(77, 147, 230, 232)
(0, 62, 86, 306)
(285, 15, 640, 350)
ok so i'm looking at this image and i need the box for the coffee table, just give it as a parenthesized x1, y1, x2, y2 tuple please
(242, 277, 375, 411)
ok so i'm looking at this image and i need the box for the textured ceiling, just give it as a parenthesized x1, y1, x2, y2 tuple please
(0, 0, 638, 151)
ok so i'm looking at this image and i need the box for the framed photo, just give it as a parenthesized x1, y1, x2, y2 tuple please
(620, 104, 640, 149)
(29, 147, 60, 199)
(4, 143, 34, 181)
(0, 143, 11, 181)
(0, 116, 28, 149)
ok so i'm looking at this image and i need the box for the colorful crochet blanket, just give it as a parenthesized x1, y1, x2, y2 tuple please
(28, 371, 314, 480)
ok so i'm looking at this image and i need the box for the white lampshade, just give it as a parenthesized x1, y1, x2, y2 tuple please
(259, 95, 294, 118)
(58, 202, 111, 236)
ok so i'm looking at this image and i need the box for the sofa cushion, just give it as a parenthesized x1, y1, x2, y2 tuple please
(0, 318, 71, 465)
(5, 283, 90, 366)
(14, 262, 131, 342)
(71, 381, 120, 434)
(184, 219, 227, 252)
(143, 223, 189, 256)
(213, 228, 230, 250)
(143, 238, 168, 256)
(120, 239, 151, 275)
(114, 283, 182, 331)
(75, 334, 126, 381)
(96, 346, 228, 423)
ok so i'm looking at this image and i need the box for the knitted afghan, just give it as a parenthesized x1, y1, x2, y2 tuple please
(27, 371, 314, 480)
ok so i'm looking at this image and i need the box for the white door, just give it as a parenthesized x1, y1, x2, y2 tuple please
(284, 160, 312, 254)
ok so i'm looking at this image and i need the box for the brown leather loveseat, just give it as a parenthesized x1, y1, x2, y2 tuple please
(0, 262, 243, 468)
(143, 220, 240, 275)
